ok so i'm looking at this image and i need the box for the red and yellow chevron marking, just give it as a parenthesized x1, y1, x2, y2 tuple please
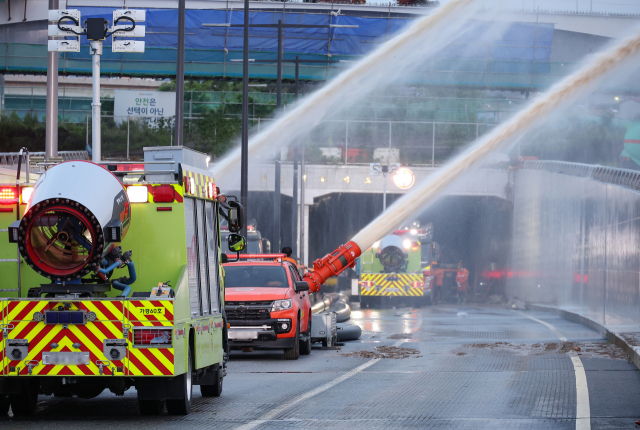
(1, 299, 7, 375)
(361, 274, 424, 297)
(183, 168, 217, 201)
(126, 344, 174, 376)
(4, 300, 126, 376)
(125, 300, 175, 376)
(3, 299, 174, 377)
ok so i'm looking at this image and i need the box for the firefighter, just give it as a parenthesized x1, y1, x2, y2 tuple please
(456, 261, 469, 304)
(281, 247, 297, 266)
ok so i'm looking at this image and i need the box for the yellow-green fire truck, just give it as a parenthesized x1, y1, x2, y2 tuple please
(0, 147, 244, 416)
(356, 227, 431, 308)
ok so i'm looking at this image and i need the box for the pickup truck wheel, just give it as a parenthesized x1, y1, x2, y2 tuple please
(283, 321, 300, 360)
(166, 346, 193, 415)
(200, 366, 223, 397)
(9, 380, 38, 416)
(0, 394, 10, 416)
(300, 318, 311, 356)
(138, 399, 165, 415)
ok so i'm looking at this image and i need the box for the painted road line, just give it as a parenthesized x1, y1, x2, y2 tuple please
(514, 310, 590, 430)
(236, 315, 421, 430)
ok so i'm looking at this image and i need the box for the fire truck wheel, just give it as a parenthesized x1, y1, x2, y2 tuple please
(138, 399, 165, 415)
(166, 346, 193, 415)
(283, 321, 300, 360)
(200, 366, 223, 397)
(0, 394, 10, 416)
(300, 318, 312, 356)
(9, 380, 38, 416)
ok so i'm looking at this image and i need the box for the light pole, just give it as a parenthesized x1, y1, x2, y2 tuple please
(205, 21, 356, 253)
(48, 8, 145, 163)
(45, 0, 59, 163)
(175, 0, 185, 148)
(232, 56, 339, 261)
(370, 163, 399, 211)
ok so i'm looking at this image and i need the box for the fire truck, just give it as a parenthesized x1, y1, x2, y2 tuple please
(0, 147, 245, 416)
(356, 225, 431, 308)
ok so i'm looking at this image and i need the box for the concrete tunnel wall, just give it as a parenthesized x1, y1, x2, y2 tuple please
(509, 163, 640, 326)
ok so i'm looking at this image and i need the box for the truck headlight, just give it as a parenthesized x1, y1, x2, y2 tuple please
(272, 299, 292, 312)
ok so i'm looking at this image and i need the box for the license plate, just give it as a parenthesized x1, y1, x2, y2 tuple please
(229, 330, 258, 340)
(386, 287, 399, 292)
(42, 352, 90, 366)
(135, 307, 165, 316)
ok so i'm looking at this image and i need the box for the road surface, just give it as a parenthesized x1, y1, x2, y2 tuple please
(2, 305, 639, 429)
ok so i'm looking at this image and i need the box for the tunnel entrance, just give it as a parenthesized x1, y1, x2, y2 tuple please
(309, 193, 513, 295)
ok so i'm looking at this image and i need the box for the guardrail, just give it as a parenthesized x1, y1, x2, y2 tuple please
(0, 151, 89, 166)
(523, 160, 640, 192)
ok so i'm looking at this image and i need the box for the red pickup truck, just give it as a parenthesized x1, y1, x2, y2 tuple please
(223, 256, 312, 360)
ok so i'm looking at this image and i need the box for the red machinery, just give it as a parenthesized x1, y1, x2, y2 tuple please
(303, 241, 362, 292)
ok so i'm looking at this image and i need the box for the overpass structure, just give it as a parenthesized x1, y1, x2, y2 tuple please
(0, 1, 639, 92)
(217, 162, 509, 265)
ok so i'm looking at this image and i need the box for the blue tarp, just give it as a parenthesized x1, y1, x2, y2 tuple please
(66, 7, 554, 79)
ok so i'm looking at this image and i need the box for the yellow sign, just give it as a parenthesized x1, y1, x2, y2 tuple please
(136, 307, 165, 316)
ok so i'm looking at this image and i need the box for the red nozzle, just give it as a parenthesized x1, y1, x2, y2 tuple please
(303, 241, 361, 292)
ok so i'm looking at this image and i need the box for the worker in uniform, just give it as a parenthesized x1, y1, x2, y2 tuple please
(281, 247, 298, 266)
(456, 261, 469, 304)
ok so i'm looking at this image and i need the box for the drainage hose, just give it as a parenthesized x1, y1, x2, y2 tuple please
(337, 323, 362, 342)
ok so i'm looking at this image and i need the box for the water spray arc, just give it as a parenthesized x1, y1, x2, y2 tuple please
(303, 26, 640, 289)
(210, 0, 479, 181)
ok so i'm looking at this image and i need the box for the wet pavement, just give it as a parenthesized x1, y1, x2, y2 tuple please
(3, 305, 640, 429)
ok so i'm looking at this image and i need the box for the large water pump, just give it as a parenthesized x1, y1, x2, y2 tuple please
(376, 234, 409, 273)
(15, 161, 131, 282)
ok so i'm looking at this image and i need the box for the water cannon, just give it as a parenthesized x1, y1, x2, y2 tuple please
(303, 241, 361, 292)
(11, 161, 130, 282)
(376, 235, 408, 272)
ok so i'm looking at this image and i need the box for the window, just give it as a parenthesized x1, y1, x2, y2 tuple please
(224, 266, 288, 288)
(205, 201, 220, 313)
(184, 198, 201, 317)
(288, 265, 300, 284)
(196, 200, 210, 316)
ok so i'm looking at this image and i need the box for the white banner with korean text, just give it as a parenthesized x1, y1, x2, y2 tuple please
(114, 90, 175, 123)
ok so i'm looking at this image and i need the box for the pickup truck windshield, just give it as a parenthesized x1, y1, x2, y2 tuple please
(225, 265, 288, 288)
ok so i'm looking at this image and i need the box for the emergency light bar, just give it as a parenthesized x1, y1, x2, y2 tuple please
(225, 254, 286, 260)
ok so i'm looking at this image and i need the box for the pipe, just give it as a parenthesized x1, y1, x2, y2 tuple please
(337, 323, 361, 342)
(112, 281, 131, 298)
(302, 241, 362, 292)
(332, 301, 351, 322)
(112, 261, 136, 297)
(311, 297, 331, 313)
(99, 260, 121, 274)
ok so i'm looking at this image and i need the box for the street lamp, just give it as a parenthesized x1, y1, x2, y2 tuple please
(48, 8, 145, 163)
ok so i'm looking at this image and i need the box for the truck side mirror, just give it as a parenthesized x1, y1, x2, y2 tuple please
(228, 233, 246, 252)
(228, 201, 244, 233)
(295, 281, 310, 293)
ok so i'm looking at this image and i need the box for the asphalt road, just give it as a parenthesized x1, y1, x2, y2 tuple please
(2, 305, 640, 429)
